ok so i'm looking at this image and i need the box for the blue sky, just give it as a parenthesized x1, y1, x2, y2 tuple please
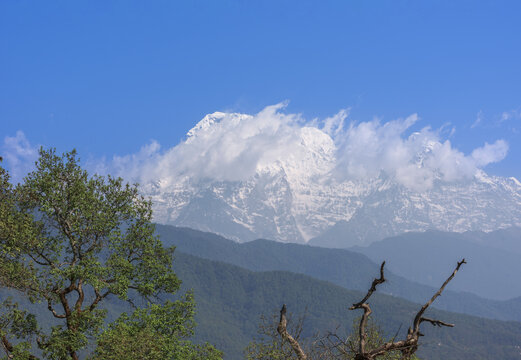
(1, 0, 520, 180)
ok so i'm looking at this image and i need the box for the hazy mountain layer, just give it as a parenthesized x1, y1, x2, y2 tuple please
(350, 228, 521, 300)
(157, 225, 521, 321)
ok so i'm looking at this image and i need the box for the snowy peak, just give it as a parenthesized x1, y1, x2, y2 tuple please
(509, 176, 521, 187)
(186, 111, 253, 141)
(142, 108, 521, 246)
(185, 112, 225, 138)
(262, 126, 335, 182)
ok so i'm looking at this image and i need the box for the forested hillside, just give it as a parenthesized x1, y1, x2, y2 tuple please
(3, 249, 520, 359)
(172, 251, 521, 360)
(156, 225, 521, 322)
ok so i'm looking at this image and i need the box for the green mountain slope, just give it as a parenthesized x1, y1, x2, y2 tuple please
(156, 225, 521, 322)
(2, 248, 521, 359)
(173, 251, 521, 360)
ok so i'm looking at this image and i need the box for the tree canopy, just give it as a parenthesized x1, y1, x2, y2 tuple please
(0, 148, 221, 359)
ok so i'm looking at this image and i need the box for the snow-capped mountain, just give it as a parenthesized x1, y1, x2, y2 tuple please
(142, 111, 521, 246)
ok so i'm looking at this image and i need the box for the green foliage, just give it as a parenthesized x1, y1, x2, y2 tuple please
(0, 297, 38, 360)
(92, 293, 222, 360)
(0, 149, 220, 359)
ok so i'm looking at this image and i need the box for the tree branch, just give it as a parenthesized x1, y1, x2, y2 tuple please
(74, 279, 84, 311)
(420, 317, 454, 328)
(277, 304, 308, 360)
(88, 289, 110, 311)
(1, 334, 38, 360)
(350, 261, 386, 309)
(349, 261, 386, 357)
(1, 334, 13, 355)
(412, 258, 466, 334)
(47, 298, 66, 319)
(346, 259, 465, 359)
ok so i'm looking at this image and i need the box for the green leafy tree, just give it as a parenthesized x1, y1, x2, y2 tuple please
(91, 294, 222, 360)
(0, 149, 221, 359)
(0, 298, 39, 359)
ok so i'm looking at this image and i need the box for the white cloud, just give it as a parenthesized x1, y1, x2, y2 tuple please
(98, 104, 509, 192)
(334, 114, 420, 180)
(8, 105, 510, 192)
(2, 131, 39, 184)
(501, 112, 512, 122)
(471, 110, 484, 128)
(108, 140, 163, 183)
(100, 103, 309, 185)
(499, 109, 521, 123)
(321, 108, 349, 137)
(472, 108, 521, 128)
(330, 115, 503, 191)
(471, 140, 509, 167)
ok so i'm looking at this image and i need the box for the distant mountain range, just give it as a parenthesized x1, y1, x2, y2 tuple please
(143, 113, 521, 246)
(156, 225, 521, 322)
(349, 228, 521, 300)
(157, 225, 521, 359)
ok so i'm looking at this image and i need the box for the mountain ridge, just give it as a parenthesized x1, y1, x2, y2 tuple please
(156, 225, 521, 322)
(349, 229, 521, 300)
(143, 112, 521, 246)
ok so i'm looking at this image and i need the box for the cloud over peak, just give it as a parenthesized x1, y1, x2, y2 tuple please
(103, 104, 509, 192)
(2, 104, 510, 192)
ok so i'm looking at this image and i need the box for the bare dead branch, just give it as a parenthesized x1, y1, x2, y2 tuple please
(350, 259, 464, 359)
(412, 258, 466, 334)
(420, 317, 454, 328)
(276, 258, 466, 360)
(347, 261, 386, 358)
(350, 261, 386, 309)
(357, 304, 372, 356)
(397, 258, 467, 358)
(277, 304, 308, 360)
